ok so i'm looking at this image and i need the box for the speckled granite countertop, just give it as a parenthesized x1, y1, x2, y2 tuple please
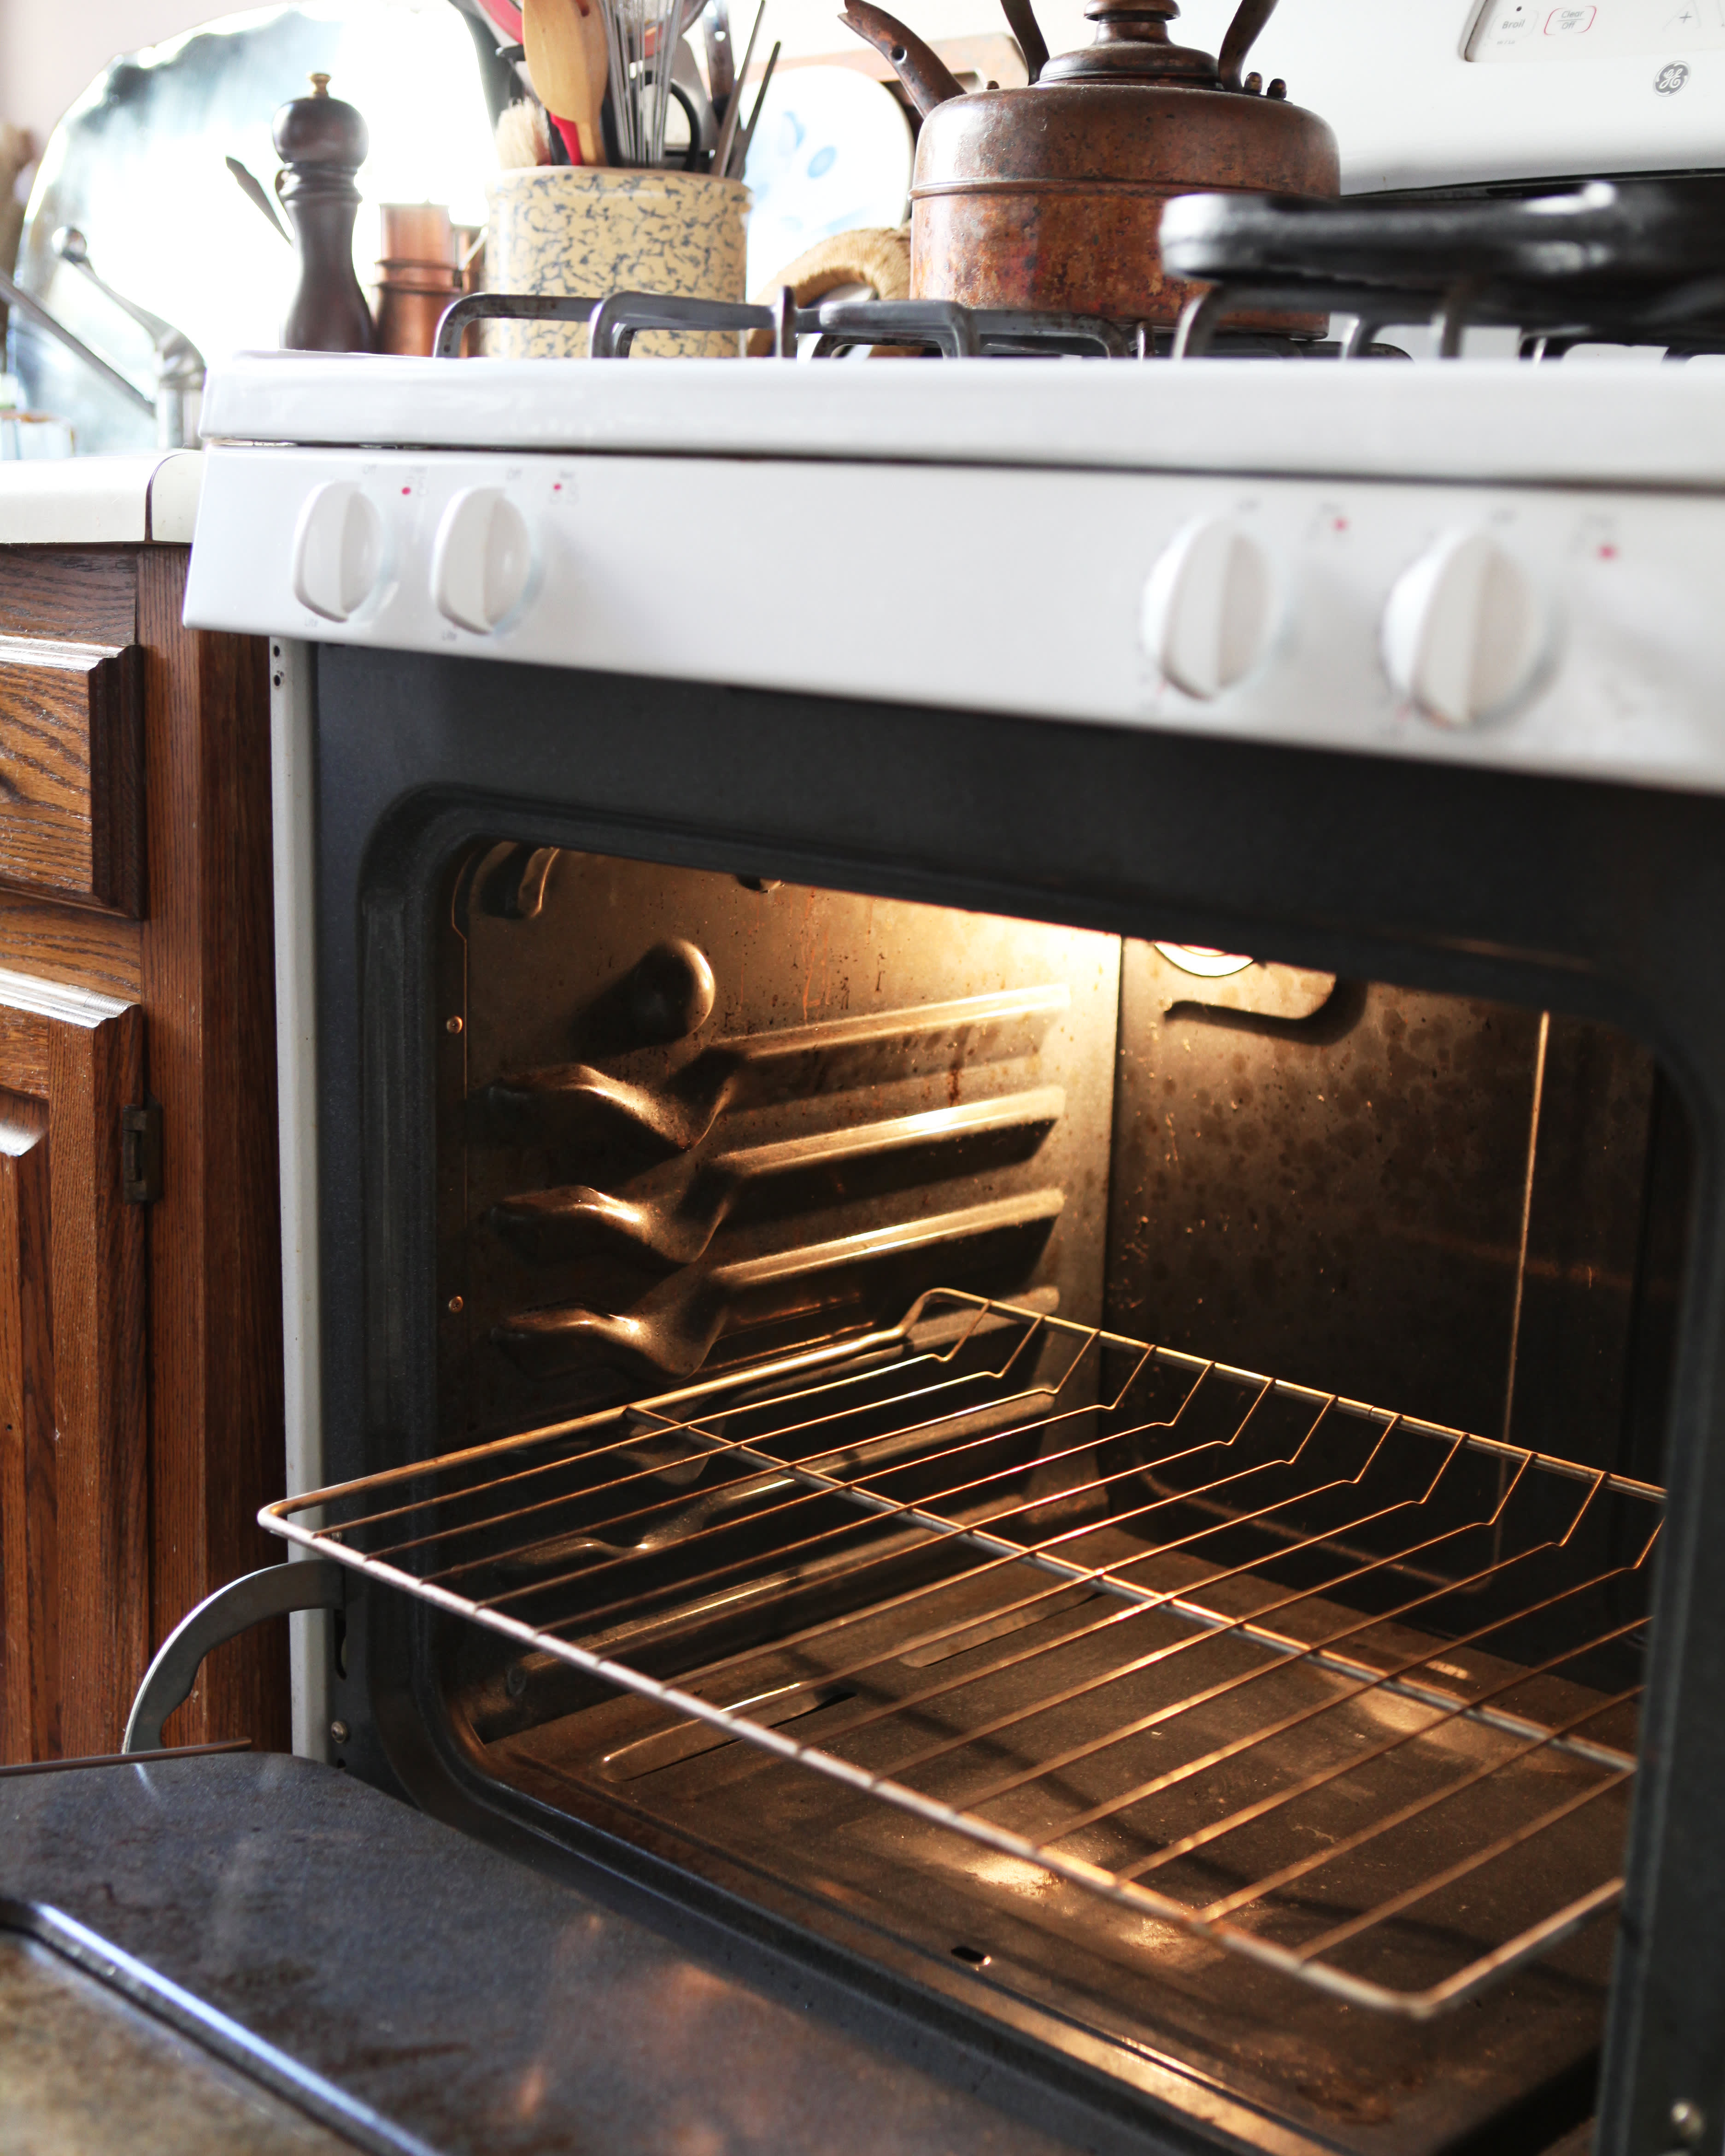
(0, 1751, 1168, 2156)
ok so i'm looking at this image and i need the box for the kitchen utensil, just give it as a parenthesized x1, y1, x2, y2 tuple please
(704, 0, 737, 120)
(842, 0, 1338, 327)
(496, 97, 554, 163)
(579, 0, 610, 146)
(523, 0, 607, 164)
(225, 154, 293, 241)
(272, 72, 378, 351)
(840, 0, 962, 119)
(669, 37, 718, 166)
(600, 0, 688, 168)
(729, 40, 780, 179)
(711, 1, 764, 183)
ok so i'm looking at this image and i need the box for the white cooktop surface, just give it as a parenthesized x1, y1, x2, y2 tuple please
(199, 351, 1725, 490)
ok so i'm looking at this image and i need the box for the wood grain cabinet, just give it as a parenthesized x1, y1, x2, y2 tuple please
(0, 545, 283, 1761)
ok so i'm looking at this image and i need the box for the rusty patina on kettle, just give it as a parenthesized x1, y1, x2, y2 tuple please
(849, 0, 1338, 329)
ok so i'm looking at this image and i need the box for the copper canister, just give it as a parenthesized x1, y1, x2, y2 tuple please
(374, 203, 462, 357)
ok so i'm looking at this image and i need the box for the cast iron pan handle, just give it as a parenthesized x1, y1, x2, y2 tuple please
(1218, 0, 1279, 90)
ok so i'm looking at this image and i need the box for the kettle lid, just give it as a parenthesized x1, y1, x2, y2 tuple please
(1039, 0, 1271, 88)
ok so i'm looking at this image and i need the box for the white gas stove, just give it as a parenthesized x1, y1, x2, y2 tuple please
(185, 351, 1725, 797)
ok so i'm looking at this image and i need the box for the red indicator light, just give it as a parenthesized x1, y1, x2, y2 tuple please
(1598, 543, 1618, 559)
(401, 486, 411, 496)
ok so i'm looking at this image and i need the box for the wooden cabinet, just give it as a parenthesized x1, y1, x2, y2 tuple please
(0, 544, 284, 1761)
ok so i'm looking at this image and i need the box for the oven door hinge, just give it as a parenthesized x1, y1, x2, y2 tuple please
(120, 1101, 163, 1204)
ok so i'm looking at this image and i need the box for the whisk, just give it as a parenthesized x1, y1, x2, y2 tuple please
(601, 0, 687, 167)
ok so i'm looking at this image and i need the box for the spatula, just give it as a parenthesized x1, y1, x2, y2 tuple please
(523, 0, 607, 166)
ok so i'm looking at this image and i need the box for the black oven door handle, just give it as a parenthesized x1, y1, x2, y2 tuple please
(123, 1559, 352, 1754)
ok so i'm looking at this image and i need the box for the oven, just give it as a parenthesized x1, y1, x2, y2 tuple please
(160, 333, 1725, 2156)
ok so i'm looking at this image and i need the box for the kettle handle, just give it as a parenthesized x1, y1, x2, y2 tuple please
(1218, 0, 1279, 89)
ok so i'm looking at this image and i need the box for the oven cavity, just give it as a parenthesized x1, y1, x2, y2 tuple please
(283, 843, 1689, 2156)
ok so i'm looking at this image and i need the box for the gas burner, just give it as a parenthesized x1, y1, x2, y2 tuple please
(1158, 176, 1725, 358)
(433, 287, 1366, 361)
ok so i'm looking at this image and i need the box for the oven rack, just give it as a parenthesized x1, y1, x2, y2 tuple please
(263, 1291, 1660, 2021)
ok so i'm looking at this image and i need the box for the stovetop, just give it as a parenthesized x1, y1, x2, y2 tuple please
(186, 160, 1725, 807)
(434, 170, 1725, 369)
(195, 345, 1725, 487)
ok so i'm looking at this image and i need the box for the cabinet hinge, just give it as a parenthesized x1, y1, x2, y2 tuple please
(121, 1102, 163, 1204)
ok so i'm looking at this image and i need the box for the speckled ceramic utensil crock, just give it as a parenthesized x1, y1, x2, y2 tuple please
(484, 169, 749, 358)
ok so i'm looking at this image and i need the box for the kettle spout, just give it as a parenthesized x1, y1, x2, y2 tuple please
(840, 0, 965, 116)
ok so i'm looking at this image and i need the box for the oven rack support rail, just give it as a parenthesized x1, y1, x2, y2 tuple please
(262, 1291, 1660, 2021)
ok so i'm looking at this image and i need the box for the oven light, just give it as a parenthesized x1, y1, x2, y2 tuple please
(1155, 943, 1254, 978)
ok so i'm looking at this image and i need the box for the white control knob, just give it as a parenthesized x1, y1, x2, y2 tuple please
(431, 488, 533, 634)
(291, 482, 384, 622)
(1142, 517, 1276, 699)
(1382, 528, 1547, 728)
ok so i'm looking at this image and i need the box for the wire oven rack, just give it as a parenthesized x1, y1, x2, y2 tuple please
(262, 1292, 1662, 2020)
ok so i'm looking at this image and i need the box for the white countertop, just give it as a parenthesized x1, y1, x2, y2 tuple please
(0, 452, 204, 546)
(195, 351, 1725, 492)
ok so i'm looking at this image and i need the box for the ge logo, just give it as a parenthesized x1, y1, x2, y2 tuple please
(1655, 61, 1690, 94)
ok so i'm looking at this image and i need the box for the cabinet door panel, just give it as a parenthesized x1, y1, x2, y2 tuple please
(0, 1102, 54, 1761)
(0, 972, 144, 1761)
(0, 637, 142, 916)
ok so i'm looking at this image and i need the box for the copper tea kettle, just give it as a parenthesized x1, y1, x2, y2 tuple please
(843, 0, 1338, 328)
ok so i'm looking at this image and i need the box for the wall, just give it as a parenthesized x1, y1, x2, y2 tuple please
(3, 0, 1256, 144)
(0, 2, 218, 142)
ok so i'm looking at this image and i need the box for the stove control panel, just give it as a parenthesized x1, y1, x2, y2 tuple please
(1140, 517, 1277, 702)
(1380, 527, 1549, 729)
(186, 444, 1725, 798)
(431, 486, 536, 634)
(290, 480, 386, 623)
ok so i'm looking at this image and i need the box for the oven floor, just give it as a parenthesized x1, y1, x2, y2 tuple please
(481, 1531, 1625, 2156)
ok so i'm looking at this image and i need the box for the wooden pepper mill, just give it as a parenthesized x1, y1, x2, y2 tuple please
(273, 72, 377, 352)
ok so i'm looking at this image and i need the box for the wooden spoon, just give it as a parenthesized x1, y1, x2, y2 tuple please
(523, 0, 607, 165)
(578, 0, 610, 141)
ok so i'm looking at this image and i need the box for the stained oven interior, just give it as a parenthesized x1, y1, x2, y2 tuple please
(315, 841, 1690, 2156)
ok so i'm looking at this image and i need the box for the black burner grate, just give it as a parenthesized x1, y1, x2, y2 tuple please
(433, 286, 1345, 361)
